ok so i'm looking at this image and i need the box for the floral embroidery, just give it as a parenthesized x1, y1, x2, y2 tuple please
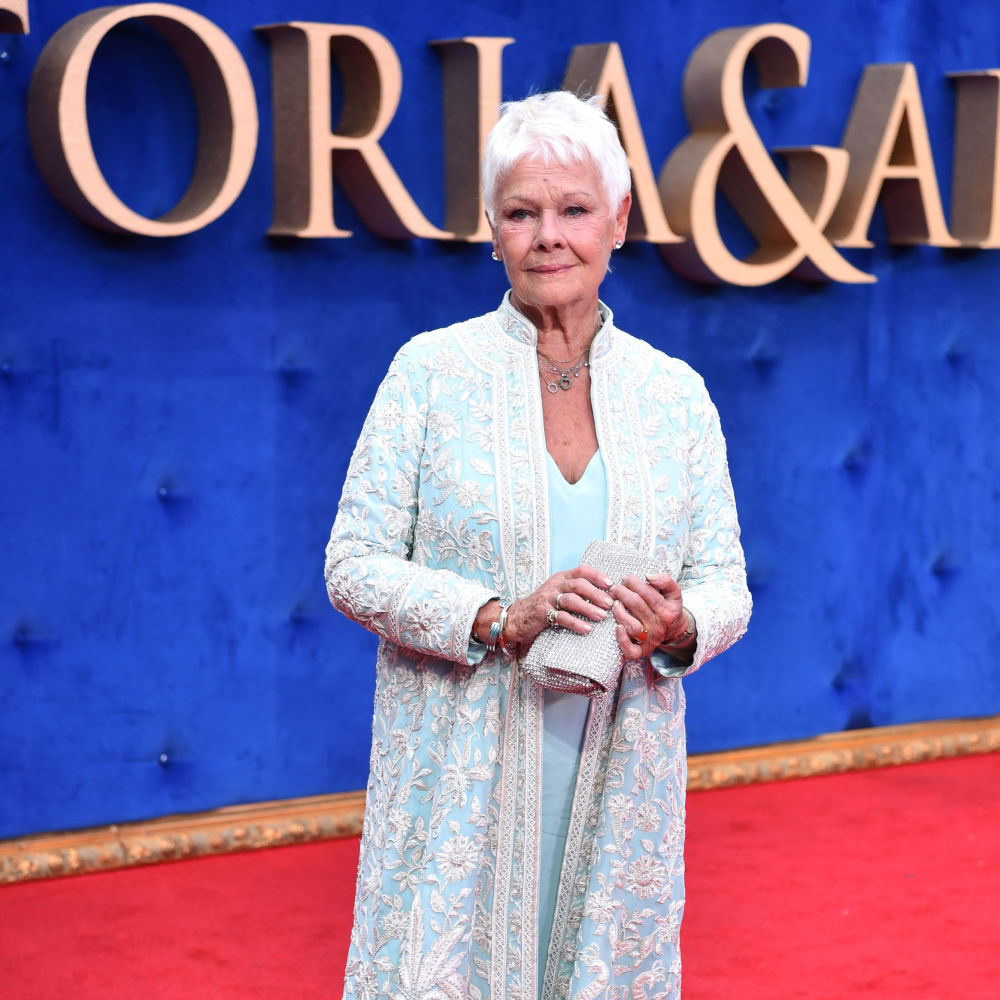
(623, 855, 667, 899)
(437, 833, 478, 883)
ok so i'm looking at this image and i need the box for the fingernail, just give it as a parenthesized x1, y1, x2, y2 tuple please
(595, 609, 607, 619)
(581, 623, 592, 633)
(602, 595, 613, 608)
(603, 576, 613, 587)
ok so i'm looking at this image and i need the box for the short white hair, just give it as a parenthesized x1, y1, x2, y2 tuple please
(481, 90, 632, 223)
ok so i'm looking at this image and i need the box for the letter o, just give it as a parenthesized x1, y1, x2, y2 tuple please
(28, 3, 258, 236)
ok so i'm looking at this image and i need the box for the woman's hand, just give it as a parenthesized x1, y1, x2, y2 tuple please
(610, 573, 696, 660)
(503, 563, 615, 650)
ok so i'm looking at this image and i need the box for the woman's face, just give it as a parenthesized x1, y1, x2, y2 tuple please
(490, 155, 630, 321)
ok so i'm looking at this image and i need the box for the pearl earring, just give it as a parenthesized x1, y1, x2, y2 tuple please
(491, 250, 501, 261)
(614, 240, 623, 250)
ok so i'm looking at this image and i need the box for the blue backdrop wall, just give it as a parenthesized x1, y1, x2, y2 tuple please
(2, 0, 998, 840)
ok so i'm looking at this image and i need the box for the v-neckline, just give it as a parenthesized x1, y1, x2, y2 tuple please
(546, 449, 601, 488)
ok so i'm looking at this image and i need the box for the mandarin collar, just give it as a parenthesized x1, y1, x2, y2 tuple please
(496, 290, 616, 365)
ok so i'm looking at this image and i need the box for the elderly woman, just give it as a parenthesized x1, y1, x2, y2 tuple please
(325, 91, 751, 1000)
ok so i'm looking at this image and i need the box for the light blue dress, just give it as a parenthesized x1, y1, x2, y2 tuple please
(538, 449, 608, 986)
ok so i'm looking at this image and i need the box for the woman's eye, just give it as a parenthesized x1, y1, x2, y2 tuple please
(509, 208, 530, 220)
(566, 205, 586, 216)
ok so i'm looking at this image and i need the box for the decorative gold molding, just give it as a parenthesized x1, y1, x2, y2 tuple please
(1, 790, 366, 886)
(686, 715, 1000, 791)
(3, 717, 998, 885)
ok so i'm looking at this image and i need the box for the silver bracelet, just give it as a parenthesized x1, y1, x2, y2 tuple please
(486, 601, 511, 654)
(663, 607, 696, 648)
(497, 602, 513, 657)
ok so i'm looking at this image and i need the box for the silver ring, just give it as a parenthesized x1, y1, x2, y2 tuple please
(554, 592, 564, 611)
(546, 607, 559, 627)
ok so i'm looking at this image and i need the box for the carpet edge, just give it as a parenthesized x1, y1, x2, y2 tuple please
(4, 715, 998, 884)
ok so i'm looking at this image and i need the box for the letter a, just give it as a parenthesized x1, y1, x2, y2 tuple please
(563, 42, 681, 243)
(827, 62, 958, 247)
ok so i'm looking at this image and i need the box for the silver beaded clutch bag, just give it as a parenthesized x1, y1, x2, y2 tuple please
(522, 540, 670, 697)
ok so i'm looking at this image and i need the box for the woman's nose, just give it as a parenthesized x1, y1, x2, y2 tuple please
(533, 210, 564, 249)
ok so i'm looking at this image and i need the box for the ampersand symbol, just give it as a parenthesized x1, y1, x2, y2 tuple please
(659, 23, 875, 286)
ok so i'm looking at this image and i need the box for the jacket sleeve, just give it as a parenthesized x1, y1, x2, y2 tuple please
(654, 375, 752, 678)
(324, 344, 499, 665)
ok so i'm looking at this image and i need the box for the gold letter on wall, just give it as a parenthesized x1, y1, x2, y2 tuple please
(258, 21, 450, 239)
(27, 3, 258, 236)
(562, 42, 681, 244)
(658, 24, 873, 285)
(948, 70, 1000, 247)
(0, 1, 29, 32)
(431, 36, 513, 242)
(827, 63, 957, 247)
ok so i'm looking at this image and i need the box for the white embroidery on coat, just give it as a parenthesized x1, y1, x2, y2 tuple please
(327, 296, 751, 1000)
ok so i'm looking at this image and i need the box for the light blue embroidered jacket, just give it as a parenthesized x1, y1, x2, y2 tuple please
(325, 293, 751, 1000)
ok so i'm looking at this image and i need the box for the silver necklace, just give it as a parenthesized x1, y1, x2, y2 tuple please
(537, 350, 589, 393)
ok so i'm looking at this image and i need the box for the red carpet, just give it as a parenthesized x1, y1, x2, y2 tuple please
(682, 753, 1000, 999)
(1, 754, 997, 999)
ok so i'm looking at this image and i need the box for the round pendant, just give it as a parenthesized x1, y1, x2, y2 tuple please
(559, 376, 572, 391)
(546, 382, 558, 393)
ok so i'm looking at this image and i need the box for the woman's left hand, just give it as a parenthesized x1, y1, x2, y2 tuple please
(610, 573, 693, 659)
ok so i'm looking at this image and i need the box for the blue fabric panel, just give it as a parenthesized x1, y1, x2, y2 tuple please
(1, 0, 999, 837)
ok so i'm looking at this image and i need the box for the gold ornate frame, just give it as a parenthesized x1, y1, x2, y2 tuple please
(3, 716, 997, 885)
